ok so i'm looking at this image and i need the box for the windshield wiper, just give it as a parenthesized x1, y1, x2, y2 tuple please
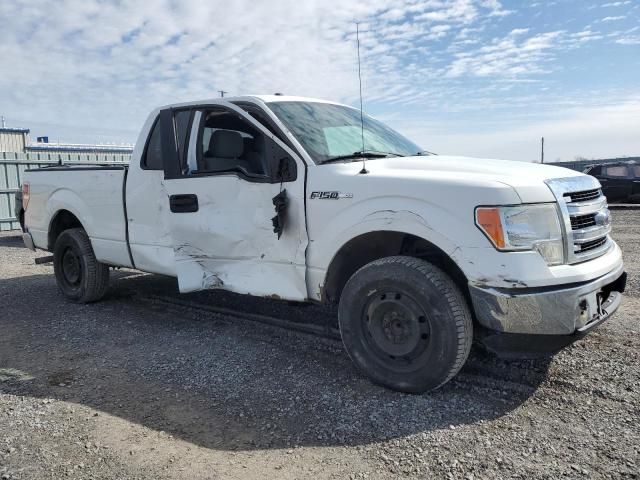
(416, 150, 437, 156)
(321, 150, 403, 165)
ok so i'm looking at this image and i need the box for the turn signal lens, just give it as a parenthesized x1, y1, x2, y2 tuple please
(476, 208, 505, 248)
(22, 183, 30, 210)
(475, 204, 564, 265)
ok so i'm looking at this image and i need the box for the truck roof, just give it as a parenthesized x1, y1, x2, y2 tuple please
(161, 95, 350, 110)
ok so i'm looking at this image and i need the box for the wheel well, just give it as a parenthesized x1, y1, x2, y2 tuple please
(48, 210, 83, 250)
(322, 231, 469, 305)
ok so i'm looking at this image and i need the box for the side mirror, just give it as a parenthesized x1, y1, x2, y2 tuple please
(275, 157, 297, 183)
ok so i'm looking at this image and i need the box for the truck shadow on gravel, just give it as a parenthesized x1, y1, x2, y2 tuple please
(0, 234, 28, 250)
(0, 269, 553, 451)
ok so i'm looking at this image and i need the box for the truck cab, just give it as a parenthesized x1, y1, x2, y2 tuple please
(21, 95, 626, 393)
(584, 162, 640, 202)
(125, 98, 309, 299)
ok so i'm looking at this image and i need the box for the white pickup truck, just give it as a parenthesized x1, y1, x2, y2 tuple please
(22, 95, 626, 393)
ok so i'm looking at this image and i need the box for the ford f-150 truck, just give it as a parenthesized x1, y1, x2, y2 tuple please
(21, 95, 626, 393)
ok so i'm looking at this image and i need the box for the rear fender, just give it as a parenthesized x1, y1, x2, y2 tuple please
(46, 189, 94, 241)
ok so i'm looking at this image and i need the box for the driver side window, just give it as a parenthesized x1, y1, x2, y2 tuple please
(196, 109, 267, 178)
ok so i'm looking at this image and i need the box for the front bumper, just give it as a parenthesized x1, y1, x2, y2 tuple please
(469, 262, 626, 336)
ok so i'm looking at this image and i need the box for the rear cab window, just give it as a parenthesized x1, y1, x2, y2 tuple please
(142, 118, 163, 170)
(174, 110, 192, 171)
(142, 110, 194, 174)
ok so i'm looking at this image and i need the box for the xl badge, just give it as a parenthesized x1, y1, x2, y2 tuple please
(310, 191, 354, 200)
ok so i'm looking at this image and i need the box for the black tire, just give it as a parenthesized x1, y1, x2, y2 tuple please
(338, 256, 473, 393)
(53, 228, 109, 303)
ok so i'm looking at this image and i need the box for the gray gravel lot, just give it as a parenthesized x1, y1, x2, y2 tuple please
(0, 211, 639, 479)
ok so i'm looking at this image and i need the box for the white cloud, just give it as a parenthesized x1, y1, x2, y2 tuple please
(415, 0, 479, 23)
(445, 31, 563, 78)
(0, 0, 522, 141)
(0, 0, 636, 164)
(601, 15, 626, 21)
(616, 36, 640, 44)
(480, 0, 513, 16)
(1, 0, 393, 139)
(566, 29, 604, 45)
(601, 1, 631, 6)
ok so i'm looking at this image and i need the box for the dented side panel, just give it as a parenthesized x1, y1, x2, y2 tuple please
(165, 175, 308, 299)
(161, 99, 308, 299)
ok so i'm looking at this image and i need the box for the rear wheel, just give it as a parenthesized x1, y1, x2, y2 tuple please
(53, 228, 109, 303)
(338, 256, 473, 393)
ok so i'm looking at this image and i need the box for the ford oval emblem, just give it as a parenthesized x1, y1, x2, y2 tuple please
(594, 210, 611, 226)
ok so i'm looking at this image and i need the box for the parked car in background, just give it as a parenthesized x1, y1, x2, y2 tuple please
(583, 161, 640, 202)
(15, 190, 24, 231)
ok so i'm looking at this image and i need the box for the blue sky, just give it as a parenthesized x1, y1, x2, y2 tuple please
(0, 0, 638, 161)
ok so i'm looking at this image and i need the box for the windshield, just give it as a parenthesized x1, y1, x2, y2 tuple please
(267, 101, 423, 164)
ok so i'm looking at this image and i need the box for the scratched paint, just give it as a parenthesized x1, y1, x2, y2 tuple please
(164, 174, 308, 299)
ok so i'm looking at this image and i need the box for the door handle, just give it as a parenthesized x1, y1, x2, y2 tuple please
(169, 194, 199, 213)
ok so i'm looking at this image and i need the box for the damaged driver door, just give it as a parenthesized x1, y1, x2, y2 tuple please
(159, 101, 308, 300)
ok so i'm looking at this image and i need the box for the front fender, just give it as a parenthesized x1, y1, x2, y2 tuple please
(305, 198, 469, 301)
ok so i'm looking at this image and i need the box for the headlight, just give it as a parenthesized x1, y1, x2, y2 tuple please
(475, 204, 564, 266)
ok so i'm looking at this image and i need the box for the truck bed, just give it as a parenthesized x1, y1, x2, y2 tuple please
(24, 164, 133, 267)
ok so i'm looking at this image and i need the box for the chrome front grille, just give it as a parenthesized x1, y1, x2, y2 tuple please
(546, 177, 612, 264)
(563, 188, 601, 203)
(576, 237, 608, 253)
(566, 194, 611, 262)
(570, 213, 597, 229)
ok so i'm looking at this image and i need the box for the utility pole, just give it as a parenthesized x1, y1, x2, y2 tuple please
(218, 90, 227, 98)
(541, 137, 545, 163)
(1, 116, 5, 128)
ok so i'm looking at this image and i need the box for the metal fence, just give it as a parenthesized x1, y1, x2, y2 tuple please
(0, 151, 130, 231)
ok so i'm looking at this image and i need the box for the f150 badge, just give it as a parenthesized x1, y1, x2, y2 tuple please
(310, 191, 354, 200)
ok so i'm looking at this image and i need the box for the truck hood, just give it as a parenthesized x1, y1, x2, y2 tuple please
(356, 155, 585, 203)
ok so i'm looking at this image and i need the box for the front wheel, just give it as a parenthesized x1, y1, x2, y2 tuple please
(53, 228, 110, 303)
(338, 256, 473, 393)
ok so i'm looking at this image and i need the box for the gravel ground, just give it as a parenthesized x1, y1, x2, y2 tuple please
(0, 211, 639, 479)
